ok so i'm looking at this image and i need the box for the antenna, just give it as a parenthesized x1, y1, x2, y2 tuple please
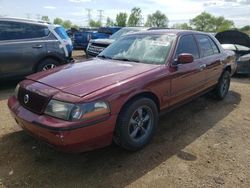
(26, 13, 31, 19)
(36, 14, 41, 20)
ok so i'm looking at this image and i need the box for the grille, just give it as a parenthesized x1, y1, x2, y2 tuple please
(87, 44, 105, 56)
(18, 87, 50, 114)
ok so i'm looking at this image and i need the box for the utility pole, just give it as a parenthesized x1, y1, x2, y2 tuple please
(97, 9, 104, 25)
(86, 8, 92, 26)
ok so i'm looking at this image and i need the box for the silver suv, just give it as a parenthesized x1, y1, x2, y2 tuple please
(0, 17, 73, 79)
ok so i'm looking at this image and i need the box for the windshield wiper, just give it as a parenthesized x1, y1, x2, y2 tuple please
(112, 57, 141, 63)
(97, 55, 112, 59)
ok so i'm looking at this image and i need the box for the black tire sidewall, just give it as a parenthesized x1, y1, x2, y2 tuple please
(116, 98, 158, 151)
(216, 71, 231, 99)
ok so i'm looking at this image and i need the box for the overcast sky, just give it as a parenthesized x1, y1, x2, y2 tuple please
(0, 0, 249, 27)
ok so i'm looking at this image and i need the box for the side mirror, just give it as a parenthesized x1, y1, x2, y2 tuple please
(177, 53, 194, 64)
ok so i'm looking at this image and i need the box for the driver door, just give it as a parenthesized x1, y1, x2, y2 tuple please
(169, 34, 206, 106)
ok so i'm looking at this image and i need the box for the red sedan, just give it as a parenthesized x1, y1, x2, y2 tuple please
(8, 30, 236, 152)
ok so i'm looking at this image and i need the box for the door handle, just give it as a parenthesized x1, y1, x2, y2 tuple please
(199, 64, 206, 71)
(32, 45, 43, 49)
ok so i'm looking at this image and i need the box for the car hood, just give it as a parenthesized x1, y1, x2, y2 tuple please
(90, 38, 115, 45)
(215, 30, 250, 48)
(27, 59, 159, 97)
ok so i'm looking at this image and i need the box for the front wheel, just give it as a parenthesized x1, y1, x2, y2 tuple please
(114, 98, 158, 151)
(36, 58, 59, 72)
(214, 71, 231, 100)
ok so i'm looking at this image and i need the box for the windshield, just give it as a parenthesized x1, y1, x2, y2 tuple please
(99, 34, 176, 65)
(109, 28, 146, 40)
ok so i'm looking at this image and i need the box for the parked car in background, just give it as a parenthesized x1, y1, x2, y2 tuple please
(86, 27, 149, 57)
(73, 26, 121, 51)
(0, 17, 73, 79)
(8, 30, 236, 153)
(216, 30, 250, 74)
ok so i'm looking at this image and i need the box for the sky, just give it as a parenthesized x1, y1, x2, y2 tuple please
(0, 0, 250, 27)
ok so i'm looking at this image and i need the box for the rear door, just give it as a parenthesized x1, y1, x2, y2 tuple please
(0, 21, 47, 78)
(170, 34, 206, 105)
(195, 34, 223, 88)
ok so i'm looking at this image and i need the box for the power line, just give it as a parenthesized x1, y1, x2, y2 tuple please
(97, 9, 104, 25)
(86, 8, 92, 25)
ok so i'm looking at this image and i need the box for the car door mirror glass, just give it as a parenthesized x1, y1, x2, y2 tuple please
(177, 53, 194, 64)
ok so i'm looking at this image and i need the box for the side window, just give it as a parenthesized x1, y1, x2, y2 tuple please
(0, 21, 20, 40)
(196, 35, 214, 57)
(208, 36, 220, 54)
(0, 21, 49, 41)
(175, 35, 199, 59)
(23, 24, 49, 39)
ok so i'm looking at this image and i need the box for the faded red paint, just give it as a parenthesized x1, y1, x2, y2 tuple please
(8, 30, 237, 152)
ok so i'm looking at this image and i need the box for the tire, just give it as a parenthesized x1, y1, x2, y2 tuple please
(214, 71, 231, 100)
(114, 98, 158, 151)
(36, 58, 59, 72)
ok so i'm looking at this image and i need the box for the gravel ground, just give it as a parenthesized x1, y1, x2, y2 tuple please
(0, 53, 249, 187)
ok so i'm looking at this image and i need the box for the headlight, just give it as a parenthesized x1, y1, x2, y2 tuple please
(44, 100, 110, 121)
(14, 84, 20, 99)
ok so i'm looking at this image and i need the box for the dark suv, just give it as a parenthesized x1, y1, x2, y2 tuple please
(0, 17, 73, 79)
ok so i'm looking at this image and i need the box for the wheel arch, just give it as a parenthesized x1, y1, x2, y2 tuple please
(118, 91, 160, 116)
(33, 55, 63, 72)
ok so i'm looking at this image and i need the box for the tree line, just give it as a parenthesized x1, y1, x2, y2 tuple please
(41, 7, 250, 34)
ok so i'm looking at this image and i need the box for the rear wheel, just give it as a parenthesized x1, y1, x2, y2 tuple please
(37, 58, 59, 72)
(214, 71, 231, 100)
(114, 98, 158, 151)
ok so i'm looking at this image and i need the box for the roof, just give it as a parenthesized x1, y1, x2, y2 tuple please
(0, 17, 50, 26)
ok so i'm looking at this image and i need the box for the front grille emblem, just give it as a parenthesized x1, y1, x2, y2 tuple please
(24, 94, 29, 104)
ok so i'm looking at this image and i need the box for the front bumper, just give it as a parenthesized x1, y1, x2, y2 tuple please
(8, 96, 117, 153)
(236, 60, 250, 74)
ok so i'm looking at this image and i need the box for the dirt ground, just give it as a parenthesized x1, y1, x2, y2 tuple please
(0, 52, 250, 187)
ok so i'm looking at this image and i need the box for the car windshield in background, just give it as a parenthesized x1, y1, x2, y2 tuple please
(54, 27, 69, 39)
(99, 34, 176, 65)
(109, 28, 145, 40)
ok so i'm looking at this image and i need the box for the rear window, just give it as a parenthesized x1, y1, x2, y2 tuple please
(208, 37, 220, 54)
(0, 21, 49, 40)
(196, 35, 214, 57)
(54, 27, 69, 39)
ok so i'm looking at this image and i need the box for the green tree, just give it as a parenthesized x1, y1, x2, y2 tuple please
(190, 12, 234, 32)
(53, 17, 63, 25)
(190, 12, 215, 32)
(145, 10, 168, 27)
(172, 23, 192, 30)
(127, 7, 142, 26)
(71, 24, 79, 30)
(41, 16, 50, 22)
(240, 25, 250, 35)
(62, 20, 72, 29)
(106, 17, 114, 26)
(115, 12, 127, 27)
(89, 19, 102, 27)
(214, 16, 234, 32)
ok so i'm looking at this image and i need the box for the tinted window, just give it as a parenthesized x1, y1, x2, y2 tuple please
(0, 21, 49, 40)
(175, 35, 199, 59)
(208, 37, 220, 54)
(196, 35, 214, 57)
